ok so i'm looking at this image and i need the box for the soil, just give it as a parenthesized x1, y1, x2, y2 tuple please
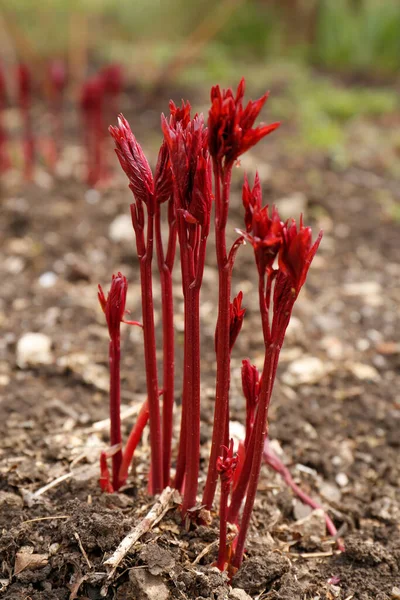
(1, 84, 400, 600)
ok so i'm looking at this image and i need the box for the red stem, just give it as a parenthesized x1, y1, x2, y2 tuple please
(119, 399, 150, 485)
(132, 203, 163, 494)
(217, 480, 230, 570)
(263, 439, 345, 551)
(155, 201, 176, 487)
(203, 162, 233, 509)
(181, 286, 201, 513)
(232, 343, 279, 568)
(109, 338, 122, 491)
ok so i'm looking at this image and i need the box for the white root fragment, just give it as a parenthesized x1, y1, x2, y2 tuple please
(102, 487, 177, 586)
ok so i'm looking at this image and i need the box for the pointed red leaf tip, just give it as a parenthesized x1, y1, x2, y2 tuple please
(241, 358, 260, 412)
(17, 64, 31, 107)
(279, 216, 323, 295)
(208, 77, 280, 167)
(229, 291, 246, 351)
(101, 64, 123, 97)
(162, 105, 212, 232)
(109, 114, 154, 206)
(216, 439, 239, 484)
(239, 173, 283, 275)
(98, 272, 134, 340)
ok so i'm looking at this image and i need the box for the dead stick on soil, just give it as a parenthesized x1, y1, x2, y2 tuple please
(32, 472, 73, 498)
(22, 515, 70, 524)
(102, 487, 176, 588)
(74, 531, 92, 569)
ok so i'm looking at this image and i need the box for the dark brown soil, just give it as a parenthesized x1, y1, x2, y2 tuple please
(1, 89, 399, 599)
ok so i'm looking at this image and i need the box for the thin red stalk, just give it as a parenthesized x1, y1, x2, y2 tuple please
(133, 205, 163, 494)
(174, 207, 193, 493)
(202, 163, 233, 509)
(232, 343, 279, 568)
(119, 399, 150, 485)
(109, 338, 122, 491)
(227, 421, 256, 524)
(263, 440, 344, 551)
(155, 201, 176, 487)
(217, 478, 230, 570)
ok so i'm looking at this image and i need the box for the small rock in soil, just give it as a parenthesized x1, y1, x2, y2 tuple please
(229, 589, 252, 600)
(282, 356, 330, 386)
(139, 542, 175, 575)
(0, 491, 23, 509)
(349, 362, 380, 382)
(291, 508, 327, 539)
(276, 192, 308, 221)
(391, 587, 400, 599)
(293, 500, 313, 521)
(16, 332, 53, 368)
(128, 568, 170, 600)
(109, 213, 133, 243)
(231, 553, 289, 595)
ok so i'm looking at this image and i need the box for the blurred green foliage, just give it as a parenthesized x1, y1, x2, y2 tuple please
(2, 0, 400, 75)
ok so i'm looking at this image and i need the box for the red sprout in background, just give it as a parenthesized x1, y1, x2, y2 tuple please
(102, 64, 123, 119)
(109, 116, 164, 494)
(263, 438, 345, 551)
(17, 64, 35, 180)
(0, 66, 10, 173)
(80, 75, 105, 186)
(216, 440, 238, 571)
(98, 272, 142, 492)
(202, 78, 279, 511)
(47, 60, 67, 171)
(231, 176, 322, 568)
(162, 107, 213, 514)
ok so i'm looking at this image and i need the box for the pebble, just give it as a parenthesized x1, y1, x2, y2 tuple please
(0, 491, 23, 509)
(335, 472, 349, 488)
(16, 333, 53, 368)
(391, 587, 400, 599)
(85, 188, 100, 204)
(38, 272, 58, 288)
(349, 362, 380, 382)
(291, 508, 326, 539)
(293, 501, 313, 521)
(282, 356, 329, 386)
(277, 192, 307, 221)
(230, 590, 252, 600)
(319, 482, 341, 504)
(129, 568, 169, 600)
(109, 213, 133, 243)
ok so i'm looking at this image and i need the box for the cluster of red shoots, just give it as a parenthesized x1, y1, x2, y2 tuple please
(0, 62, 122, 184)
(80, 64, 123, 186)
(98, 79, 338, 571)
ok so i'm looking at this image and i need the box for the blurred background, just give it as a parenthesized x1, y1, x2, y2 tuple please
(1, 0, 399, 157)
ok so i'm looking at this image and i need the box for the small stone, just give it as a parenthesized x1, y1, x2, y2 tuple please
(85, 188, 100, 204)
(293, 501, 313, 521)
(277, 192, 307, 221)
(344, 281, 381, 297)
(129, 568, 169, 600)
(230, 590, 252, 600)
(109, 214, 133, 243)
(391, 586, 400, 599)
(139, 543, 175, 576)
(38, 272, 58, 288)
(282, 356, 329, 386)
(16, 333, 53, 368)
(335, 472, 349, 488)
(292, 509, 327, 539)
(0, 491, 23, 509)
(349, 362, 380, 382)
(319, 482, 341, 503)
